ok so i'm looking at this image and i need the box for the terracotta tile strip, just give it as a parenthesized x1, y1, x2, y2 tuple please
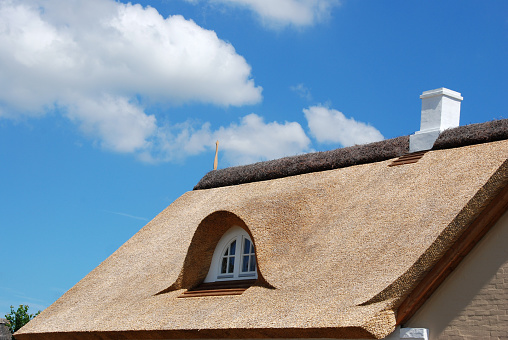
(389, 151, 428, 167)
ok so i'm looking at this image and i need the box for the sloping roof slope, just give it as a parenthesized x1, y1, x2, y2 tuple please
(16, 122, 508, 340)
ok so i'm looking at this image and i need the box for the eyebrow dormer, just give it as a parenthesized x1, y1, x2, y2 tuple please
(158, 211, 270, 298)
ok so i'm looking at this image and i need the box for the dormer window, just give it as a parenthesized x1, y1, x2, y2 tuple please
(204, 226, 258, 283)
(218, 235, 256, 279)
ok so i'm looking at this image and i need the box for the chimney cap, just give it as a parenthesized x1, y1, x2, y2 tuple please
(420, 87, 463, 101)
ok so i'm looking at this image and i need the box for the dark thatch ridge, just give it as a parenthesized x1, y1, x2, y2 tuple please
(193, 136, 409, 190)
(194, 118, 508, 190)
(432, 118, 508, 150)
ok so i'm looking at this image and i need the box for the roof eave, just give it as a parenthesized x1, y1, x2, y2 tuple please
(14, 326, 381, 340)
(396, 180, 508, 325)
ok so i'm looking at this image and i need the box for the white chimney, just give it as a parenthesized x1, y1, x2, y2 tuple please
(409, 87, 463, 153)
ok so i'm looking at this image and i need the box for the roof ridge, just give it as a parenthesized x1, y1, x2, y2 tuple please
(193, 118, 508, 190)
(432, 118, 508, 150)
(193, 136, 409, 190)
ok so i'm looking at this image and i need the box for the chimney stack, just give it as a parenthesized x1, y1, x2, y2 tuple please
(409, 87, 463, 153)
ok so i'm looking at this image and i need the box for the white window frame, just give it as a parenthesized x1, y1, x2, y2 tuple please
(204, 226, 258, 283)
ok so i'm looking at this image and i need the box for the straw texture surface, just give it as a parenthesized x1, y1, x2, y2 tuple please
(16, 140, 508, 340)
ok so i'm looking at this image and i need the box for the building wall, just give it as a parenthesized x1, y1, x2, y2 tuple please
(405, 209, 508, 339)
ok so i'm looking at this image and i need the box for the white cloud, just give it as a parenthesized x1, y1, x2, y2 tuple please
(0, 0, 262, 153)
(154, 114, 311, 166)
(303, 105, 384, 147)
(187, 0, 340, 28)
(214, 114, 311, 164)
(66, 95, 157, 153)
(0, 0, 372, 167)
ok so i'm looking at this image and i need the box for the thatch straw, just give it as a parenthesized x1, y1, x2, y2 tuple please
(15, 139, 508, 340)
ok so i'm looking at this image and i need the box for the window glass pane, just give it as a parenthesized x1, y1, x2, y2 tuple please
(250, 255, 256, 272)
(224, 248, 228, 256)
(230, 240, 236, 255)
(221, 257, 227, 274)
(228, 257, 235, 273)
(243, 239, 251, 254)
(242, 255, 249, 272)
(250, 243, 254, 253)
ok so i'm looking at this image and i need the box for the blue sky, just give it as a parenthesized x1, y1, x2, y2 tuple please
(0, 0, 507, 316)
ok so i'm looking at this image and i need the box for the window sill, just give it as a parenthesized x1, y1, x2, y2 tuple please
(178, 279, 256, 298)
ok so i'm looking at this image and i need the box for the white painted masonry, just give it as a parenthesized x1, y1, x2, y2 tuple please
(400, 328, 429, 340)
(409, 88, 463, 152)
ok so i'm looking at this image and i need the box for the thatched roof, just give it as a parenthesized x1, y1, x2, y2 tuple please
(195, 119, 508, 190)
(16, 124, 508, 339)
(0, 319, 11, 340)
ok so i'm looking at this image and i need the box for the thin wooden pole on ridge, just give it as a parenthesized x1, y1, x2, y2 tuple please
(213, 140, 219, 170)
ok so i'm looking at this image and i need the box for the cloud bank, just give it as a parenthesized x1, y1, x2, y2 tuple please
(0, 0, 261, 153)
(0, 0, 382, 166)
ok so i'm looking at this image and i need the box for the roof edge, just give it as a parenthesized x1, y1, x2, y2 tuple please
(358, 158, 508, 311)
(396, 178, 508, 325)
(14, 326, 379, 340)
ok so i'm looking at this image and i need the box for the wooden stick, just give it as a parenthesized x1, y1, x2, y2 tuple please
(213, 140, 219, 170)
